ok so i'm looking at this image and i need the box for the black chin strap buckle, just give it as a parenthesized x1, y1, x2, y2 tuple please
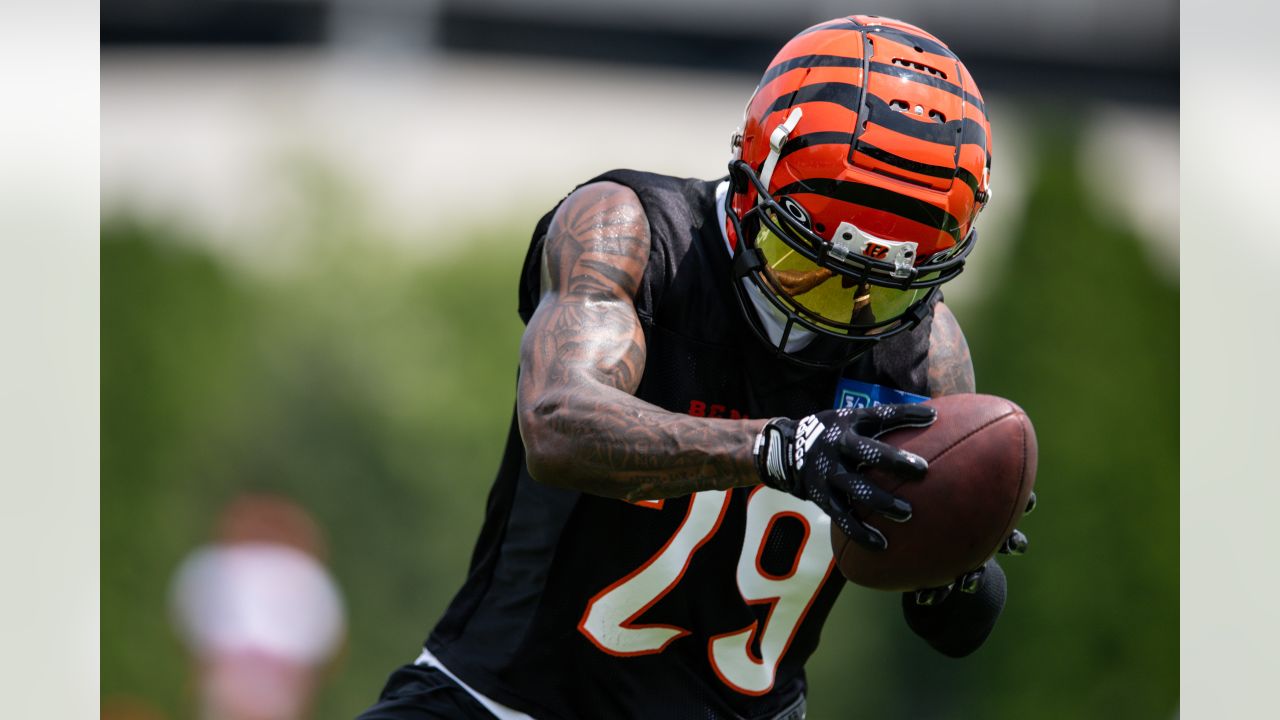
(732, 245, 764, 280)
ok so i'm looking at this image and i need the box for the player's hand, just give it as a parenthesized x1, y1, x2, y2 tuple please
(902, 558, 1008, 658)
(913, 492, 1036, 606)
(753, 404, 936, 551)
(995, 491, 1035, 555)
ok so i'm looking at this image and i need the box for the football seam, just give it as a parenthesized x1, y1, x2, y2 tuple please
(927, 408, 1023, 562)
(926, 406, 1017, 464)
(988, 413, 1029, 558)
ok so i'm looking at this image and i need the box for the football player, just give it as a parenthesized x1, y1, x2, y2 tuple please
(361, 15, 1030, 720)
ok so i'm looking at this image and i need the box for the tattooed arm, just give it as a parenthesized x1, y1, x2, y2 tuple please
(926, 302, 976, 397)
(517, 181, 769, 501)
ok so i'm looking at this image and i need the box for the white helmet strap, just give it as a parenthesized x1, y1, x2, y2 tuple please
(757, 108, 803, 200)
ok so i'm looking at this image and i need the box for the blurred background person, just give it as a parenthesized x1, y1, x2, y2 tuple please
(169, 494, 346, 720)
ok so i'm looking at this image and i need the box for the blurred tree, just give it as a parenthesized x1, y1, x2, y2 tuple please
(958, 119, 1177, 719)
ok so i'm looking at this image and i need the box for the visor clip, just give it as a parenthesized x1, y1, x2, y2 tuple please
(733, 245, 765, 277)
(892, 252, 914, 279)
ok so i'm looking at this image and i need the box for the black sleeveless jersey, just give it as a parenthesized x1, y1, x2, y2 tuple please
(425, 170, 939, 720)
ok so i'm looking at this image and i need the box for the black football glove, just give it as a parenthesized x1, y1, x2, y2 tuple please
(753, 403, 937, 551)
(902, 557, 1008, 658)
(998, 490, 1035, 555)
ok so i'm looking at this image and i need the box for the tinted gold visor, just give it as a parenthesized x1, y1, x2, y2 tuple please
(755, 223, 931, 332)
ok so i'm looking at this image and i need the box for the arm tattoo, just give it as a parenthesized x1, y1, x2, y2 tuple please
(926, 302, 976, 397)
(518, 181, 767, 501)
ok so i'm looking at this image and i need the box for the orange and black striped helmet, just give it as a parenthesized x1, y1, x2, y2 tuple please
(726, 15, 992, 365)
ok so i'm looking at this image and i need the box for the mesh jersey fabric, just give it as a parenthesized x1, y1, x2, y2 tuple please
(423, 170, 940, 720)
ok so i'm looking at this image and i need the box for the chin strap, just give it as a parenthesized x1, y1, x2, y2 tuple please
(757, 108, 803, 198)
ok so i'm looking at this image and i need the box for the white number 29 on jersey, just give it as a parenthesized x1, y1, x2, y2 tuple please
(577, 487, 835, 695)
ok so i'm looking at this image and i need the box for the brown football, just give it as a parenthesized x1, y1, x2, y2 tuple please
(831, 393, 1037, 591)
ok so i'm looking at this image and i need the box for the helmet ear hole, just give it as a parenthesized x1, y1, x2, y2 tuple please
(778, 196, 812, 229)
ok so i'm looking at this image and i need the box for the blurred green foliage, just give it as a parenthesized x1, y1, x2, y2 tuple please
(102, 124, 1176, 718)
(961, 124, 1178, 718)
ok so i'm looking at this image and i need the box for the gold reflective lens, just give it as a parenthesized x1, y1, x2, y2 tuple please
(755, 223, 928, 331)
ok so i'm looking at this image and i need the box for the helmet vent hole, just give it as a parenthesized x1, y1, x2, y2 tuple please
(889, 100, 935, 119)
(892, 57, 947, 79)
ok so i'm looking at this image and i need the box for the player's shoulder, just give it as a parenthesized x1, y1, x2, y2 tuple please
(535, 168, 721, 310)
(926, 302, 975, 396)
(554, 179, 644, 221)
(545, 180, 649, 252)
(537, 180, 651, 304)
(567, 169, 721, 219)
